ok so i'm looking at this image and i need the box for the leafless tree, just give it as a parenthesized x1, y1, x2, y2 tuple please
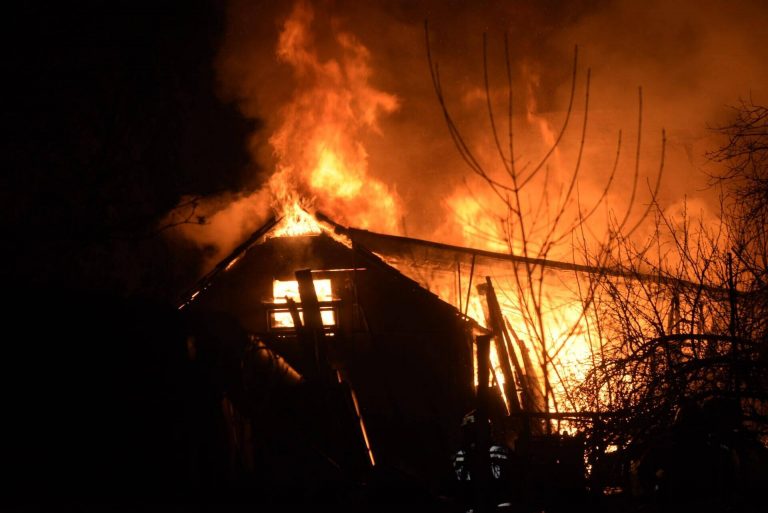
(424, 24, 664, 427)
(709, 99, 768, 347)
(568, 103, 768, 496)
(424, 27, 768, 499)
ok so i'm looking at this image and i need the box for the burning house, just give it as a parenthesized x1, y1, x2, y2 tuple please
(176, 205, 595, 507)
(170, 3, 593, 501)
(7, 1, 768, 511)
(169, 2, 767, 508)
(178, 210, 482, 494)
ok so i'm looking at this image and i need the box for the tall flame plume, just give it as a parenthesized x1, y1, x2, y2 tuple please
(268, 0, 401, 235)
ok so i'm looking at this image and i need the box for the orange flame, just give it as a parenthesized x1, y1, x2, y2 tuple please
(271, 200, 322, 237)
(273, 278, 333, 303)
(243, 13, 600, 410)
(268, 1, 402, 236)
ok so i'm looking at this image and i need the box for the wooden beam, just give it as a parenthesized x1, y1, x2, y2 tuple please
(295, 268, 328, 380)
(478, 278, 524, 415)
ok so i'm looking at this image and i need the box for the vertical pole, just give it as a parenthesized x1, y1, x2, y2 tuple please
(479, 279, 523, 415)
(464, 254, 476, 316)
(475, 334, 492, 513)
(457, 260, 463, 314)
(295, 269, 327, 381)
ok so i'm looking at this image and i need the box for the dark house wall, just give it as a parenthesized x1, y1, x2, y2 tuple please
(188, 233, 475, 487)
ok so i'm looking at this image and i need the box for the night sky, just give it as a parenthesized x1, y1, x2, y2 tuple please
(4, 1, 256, 298)
(3, 4, 259, 507)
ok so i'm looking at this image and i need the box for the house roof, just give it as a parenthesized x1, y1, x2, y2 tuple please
(177, 209, 730, 312)
(176, 211, 488, 332)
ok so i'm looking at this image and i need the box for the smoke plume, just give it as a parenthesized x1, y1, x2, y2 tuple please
(175, 0, 768, 262)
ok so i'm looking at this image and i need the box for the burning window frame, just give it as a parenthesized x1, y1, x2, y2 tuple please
(266, 276, 340, 331)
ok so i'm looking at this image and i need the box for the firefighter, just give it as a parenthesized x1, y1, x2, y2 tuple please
(451, 410, 514, 512)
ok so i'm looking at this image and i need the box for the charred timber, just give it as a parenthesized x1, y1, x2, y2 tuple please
(478, 278, 523, 415)
(177, 215, 279, 308)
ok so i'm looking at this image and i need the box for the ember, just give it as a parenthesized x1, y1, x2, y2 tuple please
(270, 200, 322, 238)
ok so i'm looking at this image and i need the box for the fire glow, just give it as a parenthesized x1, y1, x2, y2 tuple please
(258, 0, 599, 410)
(271, 278, 336, 328)
(273, 278, 333, 303)
(266, 0, 401, 238)
(270, 201, 322, 238)
(226, 0, 625, 415)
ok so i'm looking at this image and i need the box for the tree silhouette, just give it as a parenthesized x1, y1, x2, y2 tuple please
(424, 23, 663, 426)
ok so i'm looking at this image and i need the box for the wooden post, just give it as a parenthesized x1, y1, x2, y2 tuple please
(286, 297, 303, 331)
(478, 278, 523, 414)
(464, 254, 476, 316)
(504, 317, 546, 436)
(295, 269, 328, 381)
(475, 333, 492, 513)
(295, 269, 372, 472)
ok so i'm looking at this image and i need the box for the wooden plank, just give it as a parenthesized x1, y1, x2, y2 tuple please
(504, 317, 546, 415)
(478, 278, 523, 414)
(295, 268, 328, 380)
